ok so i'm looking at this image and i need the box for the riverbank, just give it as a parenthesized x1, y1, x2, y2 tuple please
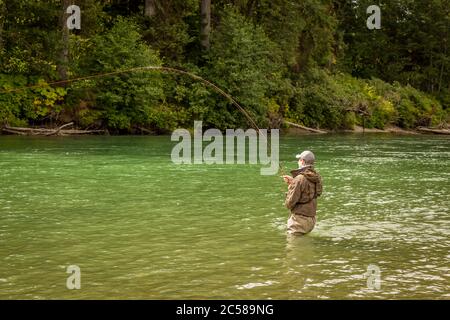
(1, 123, 449, 136)
(285, 124, 450, 135)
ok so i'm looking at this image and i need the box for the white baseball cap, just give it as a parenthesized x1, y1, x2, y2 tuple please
(296, 150, 315, 164)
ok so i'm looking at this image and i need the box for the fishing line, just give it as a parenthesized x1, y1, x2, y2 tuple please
(0, 66, 262, 132)
(0, 65, 287, 174)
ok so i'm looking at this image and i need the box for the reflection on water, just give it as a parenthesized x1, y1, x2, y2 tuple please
(0, 134, 449, 299)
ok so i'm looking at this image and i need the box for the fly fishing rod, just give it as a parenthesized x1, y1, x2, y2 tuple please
(0, 66, 262, 132)
(0, 65, 287, 174)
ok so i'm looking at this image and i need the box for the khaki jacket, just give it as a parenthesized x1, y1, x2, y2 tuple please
(285, 166, 323, 217)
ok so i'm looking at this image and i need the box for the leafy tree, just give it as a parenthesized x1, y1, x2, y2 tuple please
(73, 18, 164, 131)
(200, 8, 285, 129)
(335, 0, 449, 103)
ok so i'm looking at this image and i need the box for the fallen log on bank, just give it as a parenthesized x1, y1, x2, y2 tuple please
(135, 126, 156, 135)
(1, 128, 28, 135)
(2, 123, 106, 136)
(45, 122, 74, 136)
(284, 120, 328, 134)
(416, 127, 450, 135)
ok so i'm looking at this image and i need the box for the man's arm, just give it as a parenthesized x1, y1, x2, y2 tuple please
(284, 177, 302, 210)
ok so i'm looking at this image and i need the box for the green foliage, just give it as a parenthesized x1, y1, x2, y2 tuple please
(73, 18, 164, 130)
(285, 69, 447, 130)
(0, 74, 30, 126)
(335, 0, 449, 99)
(201, 8, 286, 129)
(0, 0, 447, 133)
(0, 0, 81, 78)
(287, 70, 355, 130)
(215, 0, 340, 71)
(392, 83, 447, 128)
(0, 74, 66, 126)
(139, 0, 198, 63)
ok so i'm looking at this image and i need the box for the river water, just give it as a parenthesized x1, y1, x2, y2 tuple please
(0, 134, 449, 299)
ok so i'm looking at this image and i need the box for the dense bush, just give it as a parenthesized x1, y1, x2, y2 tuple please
(0, 74, 66, 126)
(285, 69, 447, 130)
(70, 18, 164, 132)
(200, 8, 287, 130)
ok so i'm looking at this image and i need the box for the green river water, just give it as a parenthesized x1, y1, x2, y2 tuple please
(0, 134, 449, 299)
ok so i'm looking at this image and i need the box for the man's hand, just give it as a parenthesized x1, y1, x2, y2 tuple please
(282, 175, 294, 185)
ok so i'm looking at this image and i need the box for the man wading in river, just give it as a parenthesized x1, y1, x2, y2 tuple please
(282, 151, 322, 235)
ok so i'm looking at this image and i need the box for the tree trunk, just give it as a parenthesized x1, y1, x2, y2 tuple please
(200, 0, 211, 50)
(0, 0, 6, 49)
(57, 0, 70, 80)
(145, 0, 156, 17)
(246, 0, 256, 17)
(437, 43, 447, 94)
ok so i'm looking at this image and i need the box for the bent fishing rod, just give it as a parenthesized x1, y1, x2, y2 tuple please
(0, 65, 288, 175)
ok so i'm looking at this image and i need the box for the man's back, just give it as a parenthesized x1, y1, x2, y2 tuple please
(285, 166, 322, 235)
(285, 167, 322, 217)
